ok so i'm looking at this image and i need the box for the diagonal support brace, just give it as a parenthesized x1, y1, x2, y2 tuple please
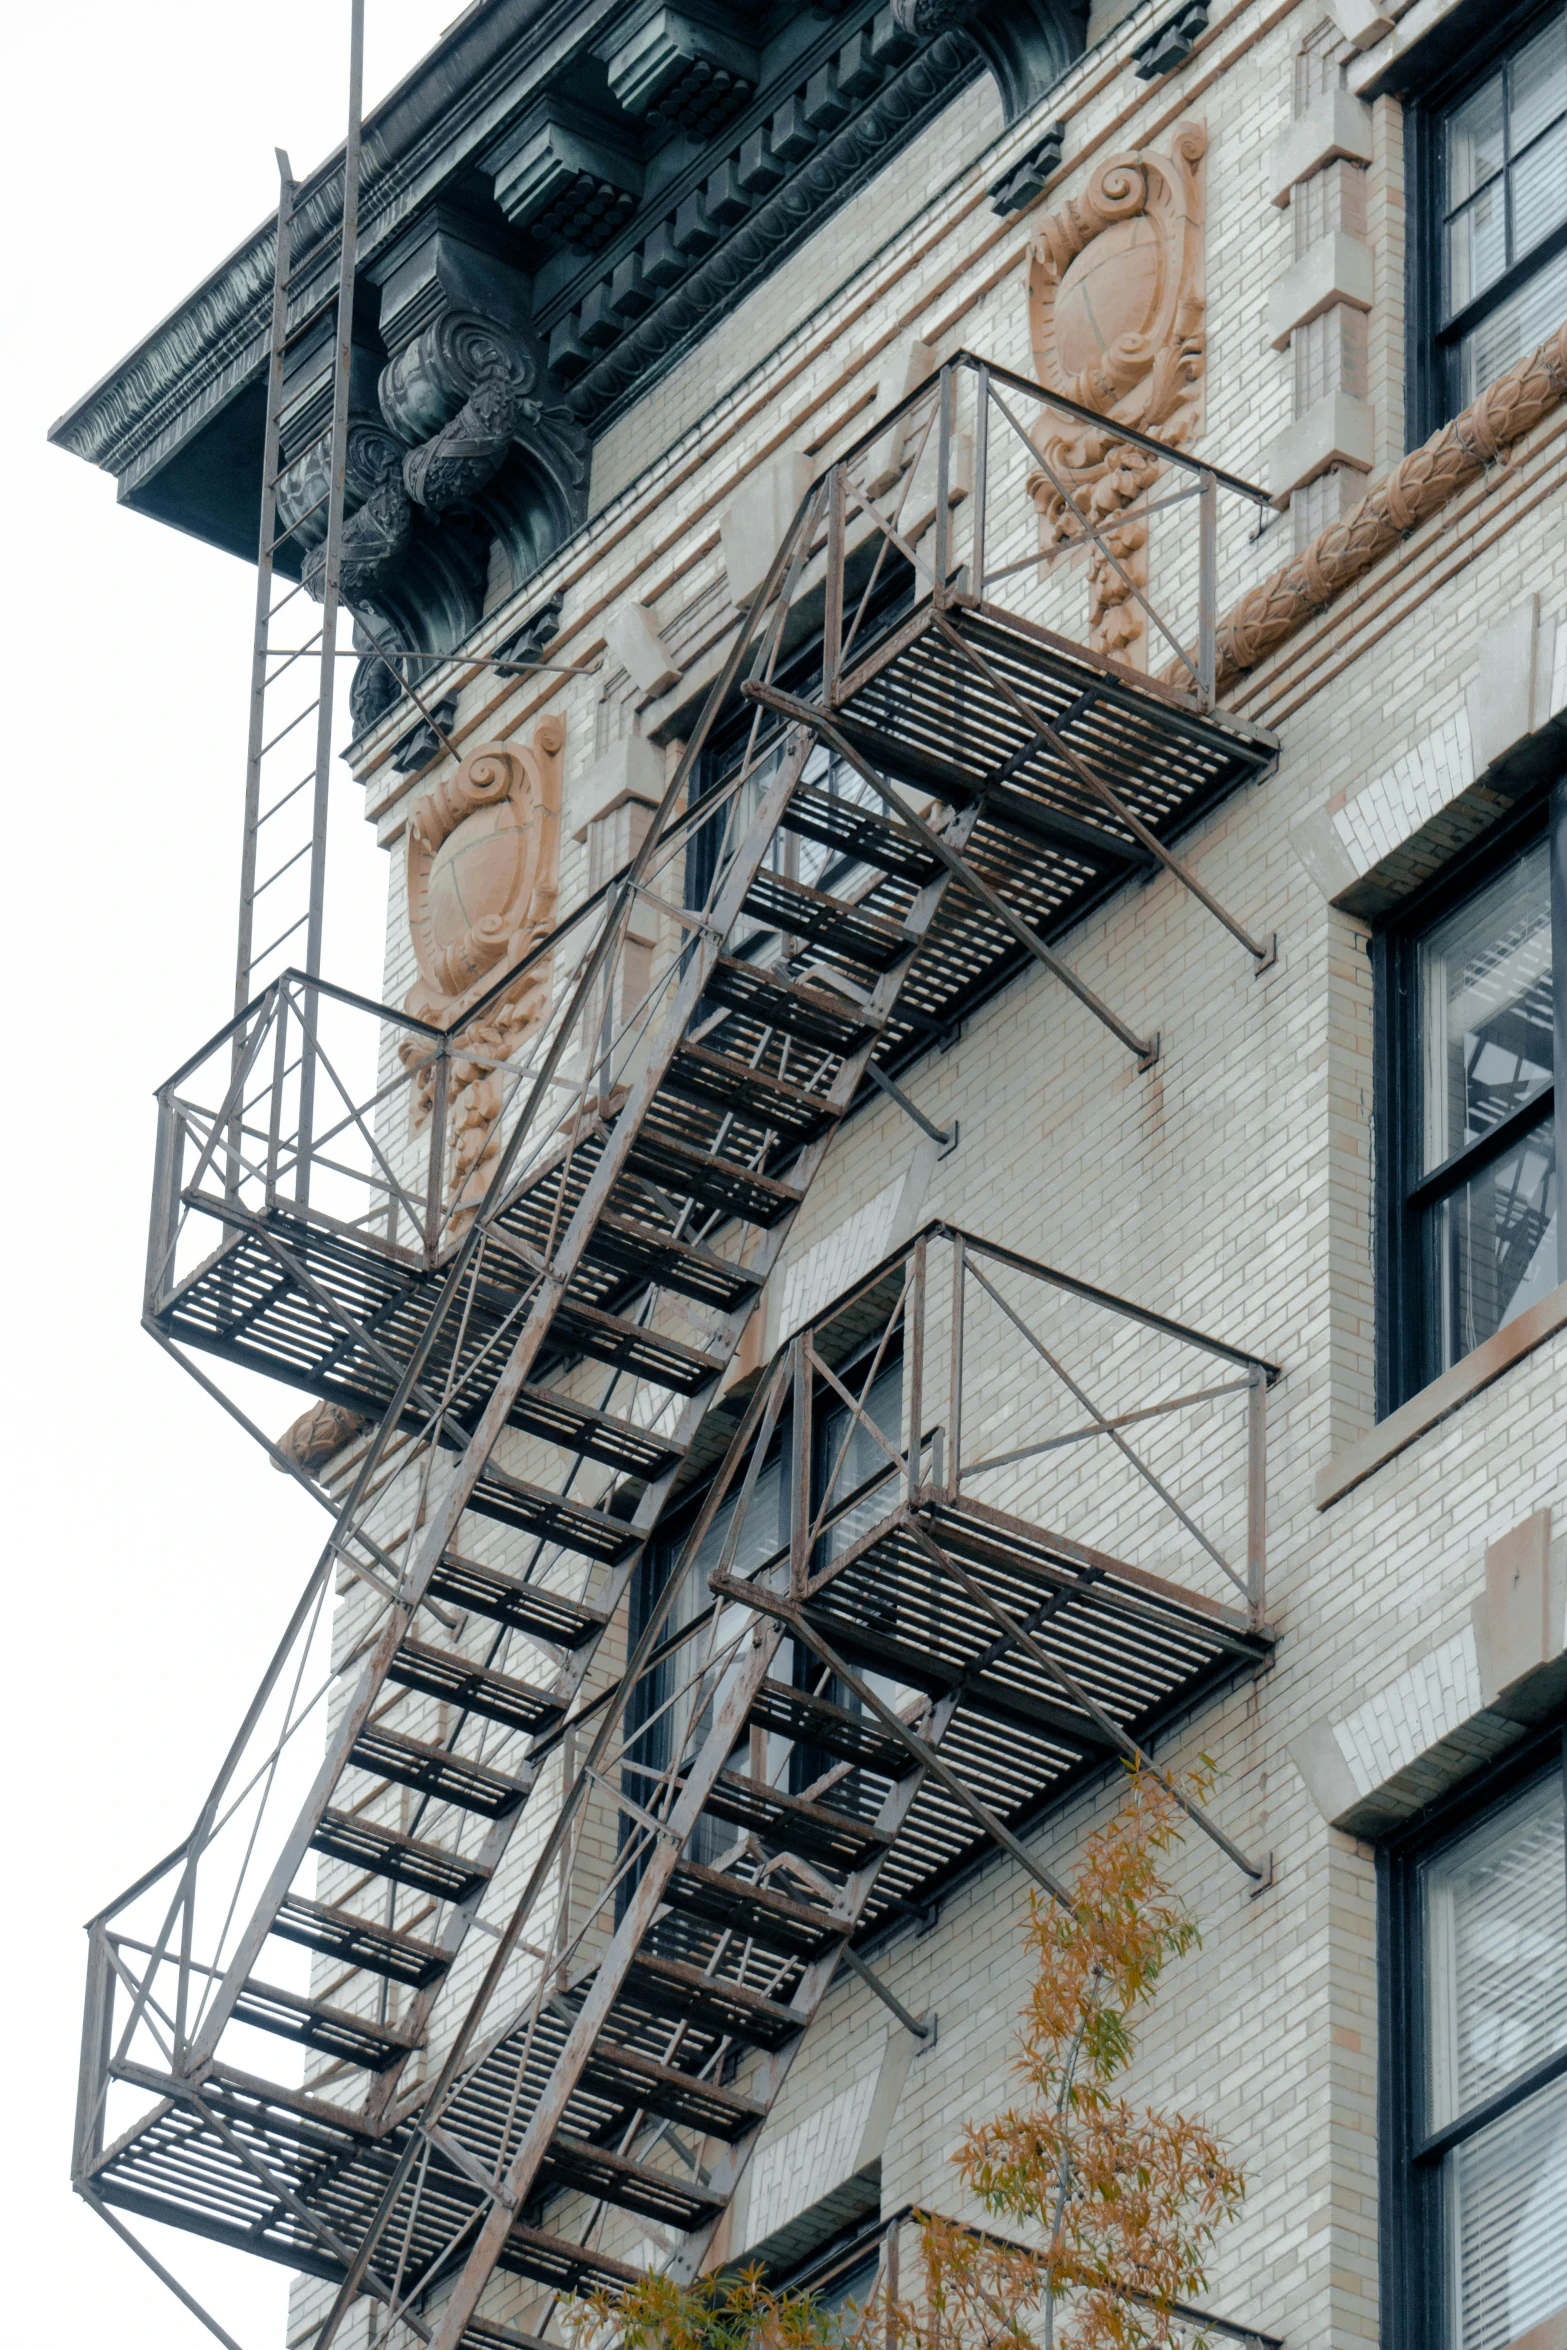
(903, 1516, 1272, 1890)
(744, 683, 1159, 1068)
(838, 1942, 932, 2038)
(931, 613, 1276, 971)
(710, 1571, 1073, 1909)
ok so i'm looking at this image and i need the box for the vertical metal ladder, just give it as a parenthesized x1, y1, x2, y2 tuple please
(233, 0, 363, 1016)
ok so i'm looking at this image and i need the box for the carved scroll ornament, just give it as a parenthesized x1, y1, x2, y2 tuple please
(1027, 125, 1207, 661)
(400, 718, 564, 1218)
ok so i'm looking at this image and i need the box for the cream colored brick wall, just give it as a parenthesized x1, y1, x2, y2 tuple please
(313, 5, 1567, 2343)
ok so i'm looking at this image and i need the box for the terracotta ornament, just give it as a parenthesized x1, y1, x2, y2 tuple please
(1027, 124, 1207, 663)
(400, 716, 564, 1221)
(1207, 318, 1567, 692)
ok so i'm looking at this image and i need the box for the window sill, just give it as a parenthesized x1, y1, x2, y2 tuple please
(1315, 1274, 1567, 1508)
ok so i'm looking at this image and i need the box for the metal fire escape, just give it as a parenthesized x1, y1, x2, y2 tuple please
(74, 90, 1284, 2339)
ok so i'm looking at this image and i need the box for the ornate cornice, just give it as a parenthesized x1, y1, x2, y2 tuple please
(561, 29, 983, 424)
(51, 0, 1084, 510)
(1212, 318, 1567, 694)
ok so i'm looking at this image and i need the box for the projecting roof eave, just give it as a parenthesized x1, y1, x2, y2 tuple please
(46, 0, 593, 502)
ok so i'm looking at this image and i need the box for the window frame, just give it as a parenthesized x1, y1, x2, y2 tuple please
(1377, 1723, 1567, 2350)
(1405, 0, 1567, 442)
(622, 1330, 909, 1877)
(1373, 782, 1566, 1417)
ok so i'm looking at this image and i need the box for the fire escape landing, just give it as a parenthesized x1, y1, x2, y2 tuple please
(81, 353, 1280, 2350)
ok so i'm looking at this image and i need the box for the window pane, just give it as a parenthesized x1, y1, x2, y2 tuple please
(1419, 843, 1552, 1173)
(820, 1361, 904, 1564)
(1459, 222, 1567, 398)
(1510, 113, 1567, 261)
(1448, 72, 1507, 206)
(1447, 180, 1509, 314)
(1430, 1113, 1557, 1361)
(1424, 1773, 1567, 2132)
(1508, 11, 1567, 154)
(1447, 2068, 1567, 2350)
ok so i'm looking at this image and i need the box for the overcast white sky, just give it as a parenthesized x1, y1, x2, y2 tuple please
(3, 7, 460, 2342)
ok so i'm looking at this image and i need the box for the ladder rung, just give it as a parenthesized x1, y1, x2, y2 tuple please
(256, 773, 311, 829)
(272, 1892, 449, 1989)
(311, 1809, 491, 1903)
(258, 699, 319, 760)
(249, 909, 310, 971)
(250, 838, 313, 902)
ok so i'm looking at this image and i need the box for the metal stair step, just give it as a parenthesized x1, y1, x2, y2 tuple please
(548, 1298, 722, 1395)
(232, 1978, 423, 2072)
(348, 1723, 532, 1818)
(747, 1677, 919, 1779)
(428, 1553, 610, 1648)
(663, 1857, 845, 1958)
(451, 1470, 639, 1565)
(580, 2038, 766, 2141)
(582, 1206, 763, 1313)
(624, 1124, 805, 1229)
(701, 1769, 890, 1870)
(271, 1892, 449, 1989)
(541, 2132, 727, 2231)
(504, 1382, 685, 1480)
(741, 866, 913, 971)
(702, 956, 879, 1055)
(500, 2222, 644, 2294)
(618, 1952, 803, 2050)
(386, 1641, 564, 1738)
(779, 781, 943, 884)
(311, 1808, 492, 1904)
(667, 1040, 843, 1140)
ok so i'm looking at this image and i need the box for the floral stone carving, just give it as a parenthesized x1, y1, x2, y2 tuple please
(401, 718, 564, 1220)
(1026, 124, 1207, 663)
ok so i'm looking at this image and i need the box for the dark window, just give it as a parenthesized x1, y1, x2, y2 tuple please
(1375, 792, 1564, 1411)
(1380, 1735, 1567, 2350)
(1410, 0, 1567, 432)
(622, 1344, 907, 1893)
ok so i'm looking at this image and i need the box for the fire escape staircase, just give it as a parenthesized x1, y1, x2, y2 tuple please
(80, 352, 1281, 2350)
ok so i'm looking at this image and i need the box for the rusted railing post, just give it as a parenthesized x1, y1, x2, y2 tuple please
(1246, 1361, 1268, 1625)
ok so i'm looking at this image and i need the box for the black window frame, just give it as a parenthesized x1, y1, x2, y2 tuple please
(1373, 780, 1567, 1417)
(620, 1330, 907, 1894)
(1405, 0, 1567, 443)
(1378, 1721, 1567, 2350)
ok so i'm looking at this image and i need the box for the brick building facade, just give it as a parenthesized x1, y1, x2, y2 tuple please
(54, 1, 1567, 2347)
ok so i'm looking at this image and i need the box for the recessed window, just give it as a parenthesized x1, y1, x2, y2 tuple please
(1414, 0, 1567, 428)
(1383, 1743, 1567, 2350)
(1376, 809, 1562, 1411)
